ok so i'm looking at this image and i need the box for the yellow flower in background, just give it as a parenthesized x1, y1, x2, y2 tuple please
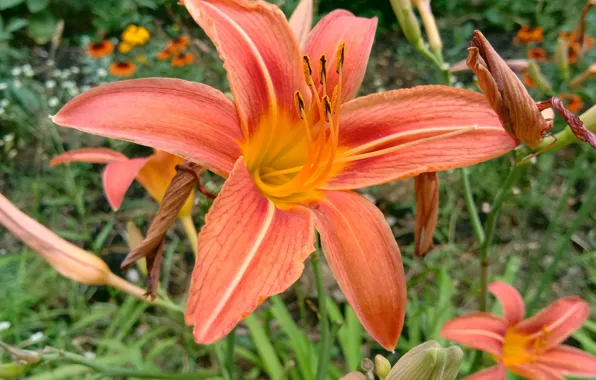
(118, 41, 134, 54)
(121, 24, 151, 46)
(136, 55, 148, 64)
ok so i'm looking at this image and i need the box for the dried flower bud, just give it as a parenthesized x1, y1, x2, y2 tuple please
(467, 30, 549, 149)
(555, 37, 570, 81)
(526, 60, 553, 95)
(0, 341, 40, 364)
(375, 355, 392, 379)
(390, 0, 424, 51)
(414, 172, 439, 257)
(451, 58, 528, 74)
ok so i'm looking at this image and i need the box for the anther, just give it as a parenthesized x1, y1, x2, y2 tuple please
(335, 42, 345, 74)
(322, 95, 332, 122)
(331, 85, 339, 113)
(302, 55, 313, 84)
(318, 54, 328, 86)
(294, 91, 306, 119)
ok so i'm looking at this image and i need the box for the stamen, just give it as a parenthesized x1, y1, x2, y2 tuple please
(335, 42, 345, 74)
(302, 55, 313, 84)
(294, 91, 306, 120)
(322, 95, 332, 123)
(331, 85, 339, 114)
(319, 54, 328, 86)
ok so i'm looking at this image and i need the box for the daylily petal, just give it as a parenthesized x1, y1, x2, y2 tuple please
(185, 157, 315, 344)
(325, 86, 518, 189)
(461, 363, 506, 380)
(288, 0, 313, 49)
(52, 78, 242, 176)
(509, 363, 565, 380)
(185, 0, 308, 134)
(50, 147, 127, 166)
(536, 345, 596, 376)
(488, 281, 525, 325)
(304, 10, 377, 103)
(311, 190, 406, 351)
(515, 296, 589, 350)
(440, 312, 507, 356)
(135, 150, 194, 217)
(102, 158, 150, 211)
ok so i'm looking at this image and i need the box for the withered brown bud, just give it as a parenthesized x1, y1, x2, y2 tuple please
(467, 30, 548, 149)
(414, 172, 438, 257)
(121, 161, 206, 298)
(468, 30, 596, 151)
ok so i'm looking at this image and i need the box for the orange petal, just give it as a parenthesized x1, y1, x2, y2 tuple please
(325, 86, 518, 189)
(52, 78, 242, 177)
(515, 296, 589, 350)
(50, 147, 127, 167)
(488, 281, 525, 325)
(440, 312, 507, 356)
(103, 158, 150, 211)
(185, 157, 315, 344)
(536, 345, 596, 377)
(288, 0, 313, 49)
(304, 10, 377, 103)
(135, 150, 194, 217)
(184, 0, 308, 135)
(311, 190, 406, 351)
(461, 363, 506, 380)
(509, 363, 565, 380)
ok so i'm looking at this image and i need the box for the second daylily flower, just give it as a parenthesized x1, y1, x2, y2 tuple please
(441, 282, 596, 379)
(51, 0, 517, 350)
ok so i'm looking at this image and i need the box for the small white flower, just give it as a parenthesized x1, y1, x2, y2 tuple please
(0, 321, 10, 331)
(385, 215, 398, 227)
(39, 50, 49, 58)
(97, 68, 108, 78)
(0, 99, 8, 107)
(46, 59, 55, 66)
(62, 80, 75, 89)
(80, 85, 91, 92)
(126, 269, 140, 283)
(48, 97, 59, 107)
(24, 69, 34, 77)
(530, 157, 537, 165)
(8, 149, 17, 159)
(68, 87, 79, 97)
(70, 66, 80, 74)
(61, 69, 71, 79)
(0, 108, 5, 115)
(454, 81, 464, 88)
(22, 64, 32, 71)
(481, 202, 491, 213)
(4, 134, 14, 142)
(52, 69, 62, 77)
(0, 82, 7, 90)
(83, 351, 96, 360)
(512, 187, 521, 196)
(81, 35, 91, 45)
(45, 79, 56, 89)
(28, 332, 44, 343)
(12, 79, 21, 88)
(11, 67, 21, 76)
(363, 193, 377, 204)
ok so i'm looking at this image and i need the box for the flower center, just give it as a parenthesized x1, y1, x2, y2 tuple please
(242, 43, 347, 208)
(501, 327, 549, 367)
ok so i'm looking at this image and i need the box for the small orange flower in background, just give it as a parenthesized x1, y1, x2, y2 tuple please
(441, 282, 596, 379)
(109, 61, 136, 77)
(171, 53, 195, 67)
(167, 35, 191, 53)
(515, 26, 543, 44)
(157, 49, 171, 60)
(86, 40, 114, 59)
(561, 93, 584, 113)
(527, 47, 547, 61)
(522, 74, 536, 88)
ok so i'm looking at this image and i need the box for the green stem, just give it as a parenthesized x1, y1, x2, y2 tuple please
(42, 350, 218, 379)
(225, 328, 236, 379)
(461, 168, 485, 243)
(312, 235, 330, 380)
(527, 180, 596, 311)
(478, 165, 523, 311)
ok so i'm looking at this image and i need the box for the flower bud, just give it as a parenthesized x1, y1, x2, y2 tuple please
(414, 172, 439, 257)
(375, 355, 392, 379)
(555, 37, 570, 81)
(441, 346, 464, 380)
(526, 60, 553, 95)
(570, 63, 596, 89)
(0, 362, 34, 379)
(385, 341, 464, 380)
(390, 0, 424, 51)
(412, 0, 442, 53)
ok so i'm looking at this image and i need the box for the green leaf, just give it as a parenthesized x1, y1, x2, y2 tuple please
(26, 9, 57, 44)
(6, 18, 28, 33)
(26, 0, 48, 12)
(0, 0, 24, 11)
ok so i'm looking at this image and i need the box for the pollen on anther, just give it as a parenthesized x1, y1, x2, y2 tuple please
(331, 85, 339, 113)
(294, 91, 306, 119)
(322, 95, 332, 122)
(335, 42, 345, 74)
(318, 54, 328, 85)
(302, 55, 313, 84)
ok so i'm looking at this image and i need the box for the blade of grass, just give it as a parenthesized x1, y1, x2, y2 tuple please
(244, 313, 284, 380)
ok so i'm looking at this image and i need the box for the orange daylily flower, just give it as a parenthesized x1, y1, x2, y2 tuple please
(523, 73, 536, 88)
(561, 93, 584, 113)
(51, 0, 517, 350)
(166, 35, 192, 54)
(171, 53, 195, 67)
(0, 193, 147, 299)
(86, 40, 114, 59)
(516, 26, 543, 44)
(157, 49, 172, 60)
(109, 61, 137, 77)
(441, 282, 596, 379)
(50, 148, 194, 217)
(527, 47, 547, 61)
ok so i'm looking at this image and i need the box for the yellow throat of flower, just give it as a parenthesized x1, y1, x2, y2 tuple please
(501, 327, 549, 367)
(242, 43, 347, 208)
